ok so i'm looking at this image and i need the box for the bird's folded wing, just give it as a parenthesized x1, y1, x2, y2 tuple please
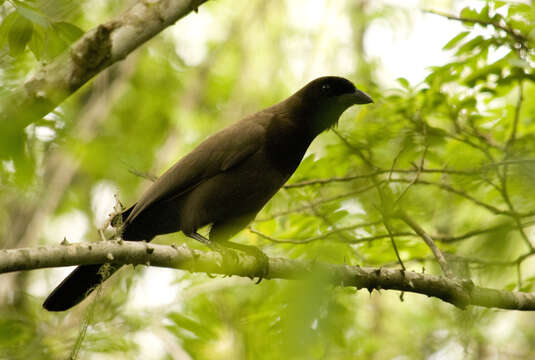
(124, 117, 267, 223)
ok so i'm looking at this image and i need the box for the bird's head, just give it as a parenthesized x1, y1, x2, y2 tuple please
(290, 76, 373, 136)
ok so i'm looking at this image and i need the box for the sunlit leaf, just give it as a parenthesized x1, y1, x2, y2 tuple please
(53, 21, 84, 44)
(8, 14, 33, 56)
(443, 31, 469, 50)
(14, 1, 48, 28)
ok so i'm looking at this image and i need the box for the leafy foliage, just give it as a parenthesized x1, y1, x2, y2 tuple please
(0, 0, 83, 59)
(1, 0, 535, 359)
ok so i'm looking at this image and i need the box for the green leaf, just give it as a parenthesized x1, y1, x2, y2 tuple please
(41, 28, 66, 59)
(0, 319, 34, 347)
(167, 312, 217, 339)
(443, 31, 470, 50)
(8, 14, 33, 56)
(494, 1, 507, 10)
(455, 35, 484, 55)
(460, 7, 478, 22)
(52, 21, 84, 44)
(508, 3, 532, 17)
(28, 25, 44, 60)
(479, 4, 490, 22)
(0, 12, 18, 49)
(396, 77, 410, 89)
(14, 1, 48, 28)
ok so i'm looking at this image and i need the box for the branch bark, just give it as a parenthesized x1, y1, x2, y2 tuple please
(2, 0, 210, 143)
(2, 241, 535, 311)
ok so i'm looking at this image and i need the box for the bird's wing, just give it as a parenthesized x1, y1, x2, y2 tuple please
(124, 116, 268, 223)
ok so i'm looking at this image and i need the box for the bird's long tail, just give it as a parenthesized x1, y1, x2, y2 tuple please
(43, 205, 138, 311)
(43, 263, 121, 311)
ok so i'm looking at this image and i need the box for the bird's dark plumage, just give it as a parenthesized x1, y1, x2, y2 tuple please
(43, 76, 373, 311)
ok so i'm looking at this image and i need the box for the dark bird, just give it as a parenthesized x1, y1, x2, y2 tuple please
(43, 76, 373, 311)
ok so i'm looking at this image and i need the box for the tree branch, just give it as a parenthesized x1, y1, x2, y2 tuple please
(2, 0, 210, 135)
(425, 9, 528, 50)
(2, 241, 535, 311)
(284, 160, 535, 190)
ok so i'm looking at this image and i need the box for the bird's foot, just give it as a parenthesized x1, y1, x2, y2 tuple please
(185, 232, 268, 282)
(220, 242, 269, 283)
(208, 242, 240, 273)
(185, 232, 240, 273)
(246, 246, 269, 284)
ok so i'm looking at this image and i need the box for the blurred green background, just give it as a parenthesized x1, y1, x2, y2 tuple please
(1, 0, 535, 358)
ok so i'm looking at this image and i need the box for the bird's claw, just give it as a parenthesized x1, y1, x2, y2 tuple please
(210, 244, 240, 273)
(209, 243, 269, 282)
(244, 246, 269, 283)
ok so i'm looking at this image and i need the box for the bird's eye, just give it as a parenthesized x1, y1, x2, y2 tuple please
(320, 83, 333, 96)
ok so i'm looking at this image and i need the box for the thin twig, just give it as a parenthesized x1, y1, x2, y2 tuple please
(395, 120, 428, 205)
(425, 9, 528, 50)
(389, 178, 511, 216)
(332, 129, 377, 169)
(249, 221, 384, 245)
(69, 281, 103, 360)
(284, 173, 382, 188)
(435, 220, 535, 243)
(309, 202, 363, 250)
(257, 183, 380, 221)
(398, 212, 454, 278)
(334, 130, 419, 271)
(285, 160, 535, 189)
(254, 219, 535, 247)
(499, 81, 533, 251)
(284, 168, 482, 189)
(384, 250, 535, 269)
(126, 167, 158, 182)
(383, 217, 406, 271)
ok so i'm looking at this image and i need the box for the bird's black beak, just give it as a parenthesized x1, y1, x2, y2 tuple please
(352, 89, 373, 104)
(336, 89, 374, 106)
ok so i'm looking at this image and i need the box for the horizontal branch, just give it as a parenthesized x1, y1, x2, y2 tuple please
(249, 222, 387, 244)
(2, 241, 535, 311)
(286, 174, 514, 216)
(284, 168, 478, 189)
(284, 159, 535, 189)
(252, 220, 535, 247)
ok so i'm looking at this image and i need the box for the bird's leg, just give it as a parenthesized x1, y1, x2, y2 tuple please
(218, 241, 269, 283)
(186, 232, 212, 245)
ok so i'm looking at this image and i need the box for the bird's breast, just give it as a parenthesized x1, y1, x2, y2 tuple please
(178, 148, 289, 231)
(264, 119, 312, 175)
